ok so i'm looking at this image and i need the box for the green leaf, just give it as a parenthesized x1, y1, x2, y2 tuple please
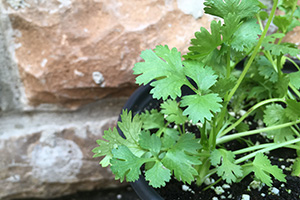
(236, 121, 250, 132)
(145, 161, 171, 188)
(139, 131, 162, 156)
(287, 18, 300, 32)
(221, 13, 242, 44)
(286, 99, 300, 121)
(242, 153, 286, 186)
(259, 10, 269, 20)
(261, 33, 299, 57)
(231, 18, 261, 52)
(118, 110, 143, 144)
(184, 20, 222, 60)
(257, 56, 278, 83)
(279, 0, 298, 12)
(263, 104, 295, 142)
(289, 71, 300, 89)
(161, 133, 202, 184)
(92, 128, 127, 167)
(204, 0, 260, 19)
(92, 110, 145, 167)
(210, 149, 243, 184)
(273, 15, 290, 33)
(111, 146, 147, 182)
(133, 45, 187, 100)
(161, 128, 180, 149)
(181, 93, 223, 124)
(248, 85, 269, 100)
(183, 60, 218, 92)
(211, 76, 236, 98)
(140, 109, 165, 130)
(275, 74, 290, 98)
(160, 99, 188, 124)
(262, 37, 300, 56)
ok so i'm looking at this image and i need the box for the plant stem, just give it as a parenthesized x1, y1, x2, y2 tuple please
(220, 98, 285, 137)
(226, 0, 279, 102)
(285, 56, 300, 71)
(233, 143, 274, 155)
(226, 46, 231, 78)
(256, 14, 264, 31)
(289, 84, 300, 99)
(217, 120, 300, 144)
(235, 137, 300, 164)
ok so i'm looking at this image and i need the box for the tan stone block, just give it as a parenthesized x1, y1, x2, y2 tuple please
(4, 0, 211, 108)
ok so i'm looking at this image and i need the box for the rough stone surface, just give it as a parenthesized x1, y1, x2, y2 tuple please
(1, 0, 211, 109)
(0, 98, 127, 200)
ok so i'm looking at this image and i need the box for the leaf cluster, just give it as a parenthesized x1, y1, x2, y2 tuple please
(93, 0, 300, 191)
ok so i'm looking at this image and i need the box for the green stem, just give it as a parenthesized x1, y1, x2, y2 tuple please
(226, 46, 231, 78)
(217, 119, 300, 144)
(156, 124, 169, 137)
(289, 84, 300, 99)
(220, 98, 285, 137)
(233, 143, 274, 155)
(285, 56, 300, 71)
(235, 137, 300, 164)
(277, 56, 283, 79)
(203, 178, 222, 191)
(286, 144, 300, 151)
(256, 13, 264, 31)
(226, 0, 279, 102)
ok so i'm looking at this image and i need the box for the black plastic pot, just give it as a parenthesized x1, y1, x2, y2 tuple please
(116, 59, 300, 200)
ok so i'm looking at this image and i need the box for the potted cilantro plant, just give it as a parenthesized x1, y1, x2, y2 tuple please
(93, 0, 300, 199)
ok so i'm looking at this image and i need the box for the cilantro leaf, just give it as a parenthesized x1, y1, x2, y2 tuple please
(236, 121, 250, 132)
(273, 15, 290, 33)
(279, 0, 298, 13)
(264, 42, 300, 57)
(263, 104, 295, 142)
(181, 94, 223, 124)
(242, 153, 286, 186)
(160, 99, 188, 124)
(257, 56, 278, 83)
(92, 128, 127, 167)
(211, 76, 236, 98)
(183, 60, 218, 92)
(262, 34, 300, 56)
(161, 133, 202, 184)
(210, 149, 243, 184)
(111, 146, 147, 182)
(145, 161, 171, 188)
(286, 99, 300, 121)
(231, 19, 261, 52)
(204, 0, 260, 19)
(161, 128, 180, 149)
(289, 71, 300, 89)
(133, 45, 187, 100)
(221, 13, 242, 44)
(140, 109, 165, 130)
(118, 110, 142, 144)
(275, 74, 290, 98)
(139, 131, 162, 156)
(92, 110, 145, 167)
(184, 20, 222, 60)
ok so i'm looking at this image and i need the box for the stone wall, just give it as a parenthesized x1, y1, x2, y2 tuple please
(0, 0, 211, 199)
